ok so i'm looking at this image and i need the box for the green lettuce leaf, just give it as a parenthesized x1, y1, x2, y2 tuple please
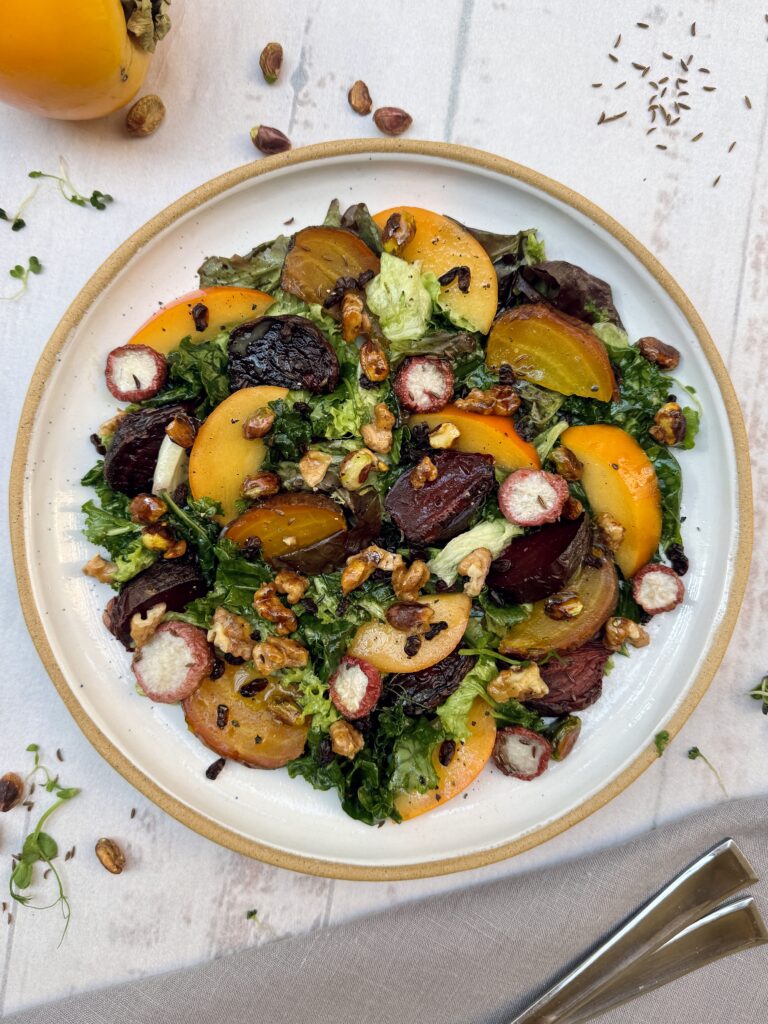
(389, 717, 442, 794)
(365, 252, 437, 343)
(197, 235, 289, 292)
(428, 519, 522, 585)
(534, 419, 569, 462)
(437, 656, 544, 741)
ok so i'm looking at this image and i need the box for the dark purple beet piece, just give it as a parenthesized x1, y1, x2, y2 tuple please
(228, 315, 339, 394)
(108, 558, 206, 648)
(103, 403, 191, 497)
(527, 640, 611, 715)
(384, 450, 495, 545)
(487, 514, 590, 603)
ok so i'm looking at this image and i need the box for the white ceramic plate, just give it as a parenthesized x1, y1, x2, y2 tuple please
(11, 141, 751, 879)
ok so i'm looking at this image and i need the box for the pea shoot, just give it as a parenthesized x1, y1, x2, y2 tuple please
(28, 157, 113, 211)
(2, 256, 43, 301)
(9, 744, 80, 945)
(748, 674, 768, 715)
(687, 746, 728, 797)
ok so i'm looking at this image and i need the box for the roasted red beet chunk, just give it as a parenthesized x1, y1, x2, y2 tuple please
(393, 356, 454, 413)
(228, 315, 340, 394)
(384, 450, 495, 545)
(103, 403, 192, 496)
(487, 514, 590, 604)
(107, 558, 206, 649)
(528, 640, 612, 715)
(493, 726, 551, 780)
(387, 650, 477, 716)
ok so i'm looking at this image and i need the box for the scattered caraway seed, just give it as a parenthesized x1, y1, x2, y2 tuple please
(601, 111, 627, 124)
(745, 95, 752, 109)
(691, 21, 696, 36)
(646, 127, 657, 135)
(283, 216, 294, 225)
(703, 86, 717, 92)
(729, 141, 737, 152)
(688, 747, 728, 796)
(656, 144, 668, 150)
(654, 731, 671, 756)
(615, 81, 626, 89)
(592, 82, 603, 87)
(698, 67, 710, 73)
(608, 53, 619, 63)
(662, 51, 673, 59)
(637, 22, 649, 28)
(130, 807, 136, 819)
(713, 175, 721, 187)
(56, 749, 63, 762)
(692, 132, 704, 141)
(614, 33, 622, 47)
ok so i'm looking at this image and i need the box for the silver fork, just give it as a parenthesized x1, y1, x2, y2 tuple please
(509, 839, 766, 1024)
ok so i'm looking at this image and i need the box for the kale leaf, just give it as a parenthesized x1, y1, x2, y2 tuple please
(80, 462, 157, 586)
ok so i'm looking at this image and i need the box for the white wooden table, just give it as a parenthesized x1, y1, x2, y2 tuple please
(1, 2, 766, 1013)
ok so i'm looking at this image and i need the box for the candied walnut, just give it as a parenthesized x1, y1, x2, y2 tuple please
(409, 455, 438, 489)
(549, 446, 583, 481)
(83, 553, 117, 584)
(360, 337, 390, 382)
(129, 602, 167, 648)
(455, 385, 520, 416)
(382, 210, 417, 256)
(207, 607, 254, 660)
(457, 547, 492, 597)
(269, 637, 309, 667)
(298, 449, 332, 488)
(242, 471, 281, 499)
(163, 539, 188, 560)
(141, 524, 175, 552)
(339, 448, 387, 491)
(341, 544, 403, 595)
(95, 837, 126, 874)
(341, 291, 372, 343)
(428, 422, 460, 449)
(604, 616, 651, 651)
(562, 496, 584, 520)
(250, 637, 307, 676)
(0, 772, 24, 813)
(637, 336, 680, 370)
(269, 697, 303, 725)
(392, 559, 429, 602)
(348, 79, 373, 115)
(385, 602, 435, 634)
(544, 590, 584, 620)
(243, 408, 276, 439)
(165, 413, 196, 449)
(487, 664, 549, 703)
(361, 402, 396, 454)
(128, 493, 168, 525)
(596, 511, 626, 552)
(650, 402, 687, 446)
(253, 583, 298, 635)
(274, 570, 309, 605)
(329, 719, 365, 759)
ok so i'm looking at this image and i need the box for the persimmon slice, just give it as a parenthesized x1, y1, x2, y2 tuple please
(280, 227, 380, 305)
(183, 664, 309, 769)
(224, 493, 347, 563)
(128, 287, 275, 355)
(486, 304, 618, 402)
(394, 698, 496, 820)
(409, 405, 540, 472)
(499, 560, 619, 659)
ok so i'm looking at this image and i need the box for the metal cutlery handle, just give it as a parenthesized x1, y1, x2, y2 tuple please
(508, 838, 758, 1024)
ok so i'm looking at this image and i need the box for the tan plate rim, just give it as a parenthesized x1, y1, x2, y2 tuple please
(9, 139, 753, 881)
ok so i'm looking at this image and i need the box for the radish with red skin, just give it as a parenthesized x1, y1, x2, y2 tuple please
(394, 356, 454, 413)
(498, 469, 569, 527)
(492, 726, 551, 780)
(106, 344, 168, 402)
(329, 656, 382, 719)
(132, 621, 213, 704)
(632, 563, 684, 614)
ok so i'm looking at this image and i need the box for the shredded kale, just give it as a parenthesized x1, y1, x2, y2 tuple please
(169, 540, 272, 628)
(80, 463, 157, 586)
(140, 334, 230, 417)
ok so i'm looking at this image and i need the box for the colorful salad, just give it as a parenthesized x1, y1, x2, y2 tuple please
(81, 200, 699, 824)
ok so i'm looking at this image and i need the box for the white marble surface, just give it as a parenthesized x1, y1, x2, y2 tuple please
(0, 1, 766, 1014)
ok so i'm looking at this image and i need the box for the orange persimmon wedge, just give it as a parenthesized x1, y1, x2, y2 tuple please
(409, 405, 540, 472)
(349, 594, 471, 673)
(280, 226, 380, 306)
(188, 386, 287, 523)
(561, 425, 662, 578)
(224, 493, 347, 563)
(128, 287, 275, 355)
(372, 207, 498, 334)
(486, 305, 618, 401)
(394, 699, 496, 820)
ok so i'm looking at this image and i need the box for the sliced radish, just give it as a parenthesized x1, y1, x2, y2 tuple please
(152, 434, 189, 497)
(498, 469, 569, 527)
(492, 726, 551, 780)
(329, 656, 382, 719)
(394, 356, 454, 413)
(105, 344, 167, 402)
(132, 621, 213, 703)
(632, 563, 684, 615)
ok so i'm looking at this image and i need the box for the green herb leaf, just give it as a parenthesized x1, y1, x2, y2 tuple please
(654, 730, 670, 756)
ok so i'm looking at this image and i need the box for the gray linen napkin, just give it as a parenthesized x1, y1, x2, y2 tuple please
(7, 796, 768, 1024)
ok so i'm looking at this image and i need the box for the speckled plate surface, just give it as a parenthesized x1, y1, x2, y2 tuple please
(10, 141, 751, 879)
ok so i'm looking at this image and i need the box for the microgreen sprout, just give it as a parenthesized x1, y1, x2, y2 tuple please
(654, 730, 670, 756)
(29, 157, 113, 211)
(748, 674, 768, 715)
(9, 744, 80, 945)
(0, 183, 39, 231)
(687, 746, 728, 797)
(2, 256, 43, 300)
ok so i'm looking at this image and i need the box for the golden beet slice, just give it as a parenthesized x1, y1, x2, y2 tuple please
(499, 560, 619, 659)
(394, 698, 496, 820)
(486, 304, 618, 401)
(224, 493, 347, 564)
(280, 226, 380, 306)
(183, 664, 309, 769)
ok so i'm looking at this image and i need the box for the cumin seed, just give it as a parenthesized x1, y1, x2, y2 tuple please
(745, 95, 752, 109)
(130, 807, 137, 819)
(592, 82, 603, 88)
(656, 144, 668, 150)
(698, 67, 710, 73)
(728, 140, 737, 152)
(692, 131, 703, 141)
(670, 116, 681, 125)
(691, 21, 696, 36)
(598, 111, 606, 124)
(678, 102, 690, 110)
(608, 53, 619, 63)
(646, 126, 657, 134)
(56, 749, 64, 762)
(614, 33, 622, 47)
(703, 85, 716, 92)
(632, 62, 646, 70)
(601, 110, 627, 123)
(662, 51, 673, 59)
(637, 21, 649, 28)
(713, 175, 721, 187)
(615, 81, 626, 89)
